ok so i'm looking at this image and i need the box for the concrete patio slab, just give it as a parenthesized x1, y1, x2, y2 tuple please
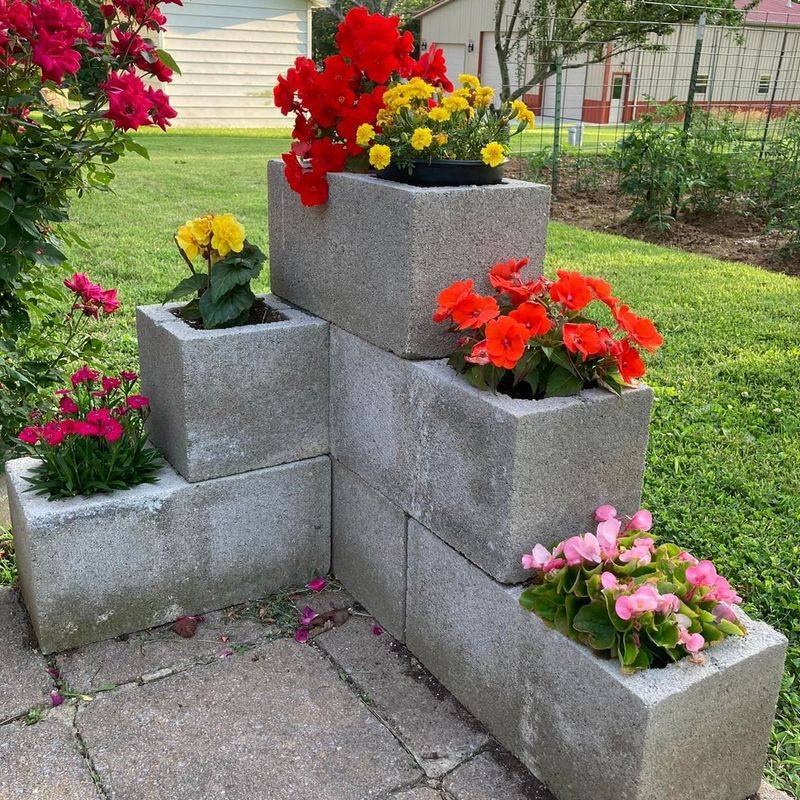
(444, 749, 555, 800)
(0, 589, 49, 722)
(0, 712, 102, 800)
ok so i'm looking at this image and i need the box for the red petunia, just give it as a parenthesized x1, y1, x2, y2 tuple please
(408, 44, 454, 92)
(484, 316, 529, 369)
(549, 270, 592, 311)
(451, 293, 500, 331)
(562, 323, 607, 359)
(508, 302, 552, 339)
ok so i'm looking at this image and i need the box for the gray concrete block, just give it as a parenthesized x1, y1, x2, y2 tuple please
(136, 294, 329, 483)
(268, 160, 550, 359)
(406, 520, 787, 800)
(330, 328, 653, 583)
(6, 456, 331, 654)
(332, 460, 408, 640)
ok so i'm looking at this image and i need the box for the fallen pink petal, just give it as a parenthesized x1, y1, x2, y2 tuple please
(300, 605, 318, 626)
(306, 577, 327, 593)
(49, 690, 64, 707)
(372, 624, 384, 636)
(294, 627, 310, 644)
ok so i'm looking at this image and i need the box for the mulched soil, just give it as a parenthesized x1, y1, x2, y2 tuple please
(507, 157, 799, 277)
(173, 297, 286, 330)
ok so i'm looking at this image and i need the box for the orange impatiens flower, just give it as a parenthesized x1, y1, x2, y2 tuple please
(433, 279, 474, 323)
(451, 293, 500, 331)
(613, 339, 646, 383)
(563, 323, 607, 359)
(485, 316, 529, 369)
(614, 305, 664, 351)
(509, 301, 552, 339)
(549, 270, 592, 311)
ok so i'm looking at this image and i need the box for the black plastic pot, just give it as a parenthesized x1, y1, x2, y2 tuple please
(377, 159, 504, 187)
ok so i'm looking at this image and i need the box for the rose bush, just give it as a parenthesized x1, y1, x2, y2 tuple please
(519, 505, 746, 672)
(167, 213, 266, 329)
(359, 73, 535, 175)
(434, 260, 663, 398)
(274, 6, 451, 206)
(17, 366, 161, 499)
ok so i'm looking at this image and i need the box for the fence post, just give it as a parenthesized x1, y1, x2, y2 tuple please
(551, 49, 563, 194)
(760, 28, 788, 158)
(672, 12, 706, 218)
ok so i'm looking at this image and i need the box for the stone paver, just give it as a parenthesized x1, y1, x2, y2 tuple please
(57, 606, 280, 692)
(310, 591, 489, 778)
(0, 711, 101, 800)
(393, 788, 443, 799)
(443, 749, 554, 800)
(77, 639, 421, 800)
(0, 588, 49, 722)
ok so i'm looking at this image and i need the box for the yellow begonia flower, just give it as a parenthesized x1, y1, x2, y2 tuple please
(410, 127, 433, 151)
(459, 73, 480, 90)
(427, 106, 451, 123)
(442, 95, 469, 113)
(475, 86, 494, 107)
(369, 144, 392, 170)
(189, 214, 213, 247)
(211, 214, 246, 258)
(356, 123, 376, 148)
(176, 223, 200, 261)
(481, 141, 506, 168)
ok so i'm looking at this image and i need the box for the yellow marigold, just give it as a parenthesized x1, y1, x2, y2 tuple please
(427, 106, 451, 123)
(189, 214, 214, 247)
(519, 107, 536, 126)
(356, 123, 376, 148)
(369, 144, 392, 170)
(511, 99, 528, 117)
(453, 87, 472, 100)
(406, 77, 436, 99)
(481, 141, 506, 168)
(176, 223, 201, 261)
(211, 213, 246, 258)
(376, 108, 394, 128)
(410, 126, 433, 151)
(383, 85, 411, 111)
(459, 73, 480, 90)
(442, 95, 469, 113)
(434, 133, 448, 145)
(474, 86, 494, 107)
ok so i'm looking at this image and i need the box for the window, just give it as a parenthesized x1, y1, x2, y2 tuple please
(694, 74, 709, 95)
(758, 73, 771, 94)
(612, 76, 625, 100)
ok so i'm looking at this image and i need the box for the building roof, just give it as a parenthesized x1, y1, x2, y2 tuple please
(415, 0, 800, 26)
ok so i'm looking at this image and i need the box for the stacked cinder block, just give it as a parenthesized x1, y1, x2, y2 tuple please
(268, 162, 786, 800)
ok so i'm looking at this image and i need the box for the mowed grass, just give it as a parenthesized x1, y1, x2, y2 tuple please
(65, 131, 799, 794)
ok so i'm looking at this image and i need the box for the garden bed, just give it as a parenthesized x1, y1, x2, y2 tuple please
(508, 157, 798, 276)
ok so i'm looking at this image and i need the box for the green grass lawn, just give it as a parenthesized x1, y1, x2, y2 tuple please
(16, 130, 800, 794)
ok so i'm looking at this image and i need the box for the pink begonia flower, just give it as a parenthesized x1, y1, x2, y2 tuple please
(306, 577, 327, 593)
(594, 504, 617, 522)
(656, 593, 680, 614)
(627, 509, 653, 532)
(619, 539, 654, 566)
(676, 612, 692, 629)
(596, 517, 621, 559)
(679, 627, 705, 653)
(294, 627, 310, 644)
(713, 603, 738, 623)
(685, 559, 718, 588)
(615, 584, 660, 620)
(300, 606, 318, 626)
(679, 551, 699, 565)
(522, 543, 552, 571)
(600, 572, 619, 590)
(372, 624, 384, 636)
(706, 575, 742, 606)
(543, 558, 566, 573)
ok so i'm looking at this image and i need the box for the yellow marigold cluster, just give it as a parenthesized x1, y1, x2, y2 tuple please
(511, 98, 536, 127)
(458, 73, 481, 90)
(176, 214, 246, 261)
(442, 94, 470, 114)
(410, 126, 433, 151)
(474, 85, 494, 107)
(356, 123, 376, 148)
(427, 106, 451, 123)
(481, 141, 506, 168)
(369, 144, 392, 170)
(383, 77, 436, 111)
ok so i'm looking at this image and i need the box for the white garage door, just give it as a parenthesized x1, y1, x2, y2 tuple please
(479, 31, 526, 104)
(438, 43, 466, 76)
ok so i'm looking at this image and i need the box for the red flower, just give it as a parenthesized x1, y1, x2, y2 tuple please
(309, 136, 348, 174)
(59, 395, 79, 414)
(41, 421, 64, 446)
(409, 44, 454, 92)
(146, 87, 177, 130)
(465, 339, 490, 365)
(613, 339, 646, 383)
(489, 258, 544, 305)
(102, 69, 153, 131)
(550, 270, 592, 311)
(102, 376, 121, 393)
(451, 294, 500, 331)
(86, 408, 124, 442)
(614, 305, 663, 352)
(18, 426, 40, 445)
(120, 370, 138, 382)
(126, 394, 150, 410)
(71, 365, 99, 386)
(509, 302, 552, 339)
(562, 323, 607, 359)
(587, 276, 616, 307)
(485, 316, 529, 369)
(432, 279, 474, 323)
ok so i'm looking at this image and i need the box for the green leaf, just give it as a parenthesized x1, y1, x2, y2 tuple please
(124, 139, 150, 160)
(155, 49, 181, 74)
(199, 284, 255, 329)
(210, 258, 258, 301)
(0, 189, 13, 212)
(544, 366, 583, 398)
(164, 273, 207, 303)
(33, 243, 66, 267)
(573, 601, 616, 650)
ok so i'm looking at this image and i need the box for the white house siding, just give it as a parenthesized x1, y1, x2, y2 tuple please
(161, 0, 311, 127)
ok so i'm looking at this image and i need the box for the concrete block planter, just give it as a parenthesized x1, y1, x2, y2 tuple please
(406, 520, 787, 800)
(268, 160, 551, 359)
(136, 294, 329, 483)
(6, 456, 331, 654)
(332, 460, 408, 640)
(330, 328, 653, 583)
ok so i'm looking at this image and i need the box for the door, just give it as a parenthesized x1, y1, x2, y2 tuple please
(437, 43, 466, 77)
(609, 73, 628, 124)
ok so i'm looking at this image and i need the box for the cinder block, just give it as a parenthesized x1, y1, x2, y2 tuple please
(332, 460, 407, 640)
(330, 328, 653, 583)
(268, 160, 550, 359)
(406, 520, 787, 800)
(136, 295, 329, 483)
(6, 456, 331, 654)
